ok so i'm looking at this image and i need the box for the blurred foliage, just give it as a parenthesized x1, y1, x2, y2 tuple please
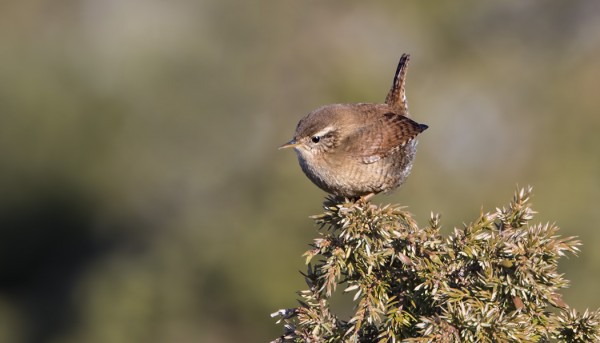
(0, 0, 599, 342)
(272, 188, 599, 342)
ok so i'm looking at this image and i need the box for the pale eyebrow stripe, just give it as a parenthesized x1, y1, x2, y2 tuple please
(313, 126, 334, 137)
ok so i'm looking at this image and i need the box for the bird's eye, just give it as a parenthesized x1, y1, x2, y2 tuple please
(311, 136, 320, 143)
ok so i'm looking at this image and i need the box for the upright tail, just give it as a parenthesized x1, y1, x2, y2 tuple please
(385, 54, 410, 116)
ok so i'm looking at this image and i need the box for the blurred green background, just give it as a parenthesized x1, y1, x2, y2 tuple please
(1, 1, 599, 342)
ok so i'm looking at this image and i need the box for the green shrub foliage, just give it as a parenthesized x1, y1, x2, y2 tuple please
(271, 187, 599, 342)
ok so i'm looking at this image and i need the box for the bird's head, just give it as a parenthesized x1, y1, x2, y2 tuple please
(279, 106, 343, 157)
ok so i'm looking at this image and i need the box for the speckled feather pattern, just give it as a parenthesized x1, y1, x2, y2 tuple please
(295, 104, 424, 197)
(285, 54, 428, 198)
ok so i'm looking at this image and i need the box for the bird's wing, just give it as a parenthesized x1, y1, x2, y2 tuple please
(344, 112, 427, 164)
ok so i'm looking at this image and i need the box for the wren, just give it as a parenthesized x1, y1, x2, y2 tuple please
(280, 54, 428, 200)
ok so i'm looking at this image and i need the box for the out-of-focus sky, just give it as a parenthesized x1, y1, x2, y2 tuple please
(0, 1, 599, 342)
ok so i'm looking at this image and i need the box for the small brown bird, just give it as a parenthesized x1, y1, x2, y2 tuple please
(280, 54, 428, 200)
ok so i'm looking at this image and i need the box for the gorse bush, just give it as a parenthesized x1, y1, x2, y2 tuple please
(271, 187, 600, 342)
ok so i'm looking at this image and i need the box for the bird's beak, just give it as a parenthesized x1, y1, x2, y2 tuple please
(279, 139, 300, 149)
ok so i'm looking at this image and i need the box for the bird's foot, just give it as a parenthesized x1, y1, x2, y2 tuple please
(358, 193, 375, 203)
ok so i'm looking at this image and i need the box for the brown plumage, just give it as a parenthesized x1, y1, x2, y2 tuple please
(280, 54, 428, 199)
